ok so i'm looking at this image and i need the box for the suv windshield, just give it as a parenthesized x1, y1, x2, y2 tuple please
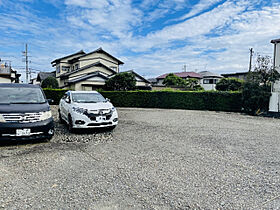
(72, 92, 106, 103)
(0, 87, 46, 104)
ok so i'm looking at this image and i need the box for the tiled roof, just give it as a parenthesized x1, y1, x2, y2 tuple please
(199, 71, 223, 78)
(37, 71, 56, 81)
(157, 72, 202, 79)
(271, 38, 280, 43)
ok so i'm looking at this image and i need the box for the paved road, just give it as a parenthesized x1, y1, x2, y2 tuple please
(0, 108, 280, 209)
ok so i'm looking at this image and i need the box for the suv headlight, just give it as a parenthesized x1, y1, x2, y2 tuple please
(73, 107, 87, 114)
(39, 111, 52, 121)
(0, 114, 6, 123)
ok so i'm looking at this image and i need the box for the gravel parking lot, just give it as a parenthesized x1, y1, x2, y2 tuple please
(0, 106, 280, 209)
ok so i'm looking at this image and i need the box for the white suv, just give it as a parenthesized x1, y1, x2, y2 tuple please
(59, 91, 118, 132)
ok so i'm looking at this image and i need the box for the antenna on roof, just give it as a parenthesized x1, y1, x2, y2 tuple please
(182, 64, 187, 72)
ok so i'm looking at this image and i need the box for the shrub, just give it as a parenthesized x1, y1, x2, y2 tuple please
(43, 88, 67, 105)
(100, 91, 242, 112)
(242, 82, 271, 114)
(216, 78, 243, 91)
(41, 76, 59, 89)
(43, 89, 242, 112)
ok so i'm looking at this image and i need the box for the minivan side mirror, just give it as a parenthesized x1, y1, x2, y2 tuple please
(106, 98, 110, 102)
(47, 99, 54, 104)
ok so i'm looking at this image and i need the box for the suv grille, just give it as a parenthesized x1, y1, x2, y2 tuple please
(89, 109, 111, 115)
(2, 113, 42, 123)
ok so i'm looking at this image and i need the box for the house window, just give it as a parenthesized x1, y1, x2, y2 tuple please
(203, 79, 217, 84)
(75, 64, 79, 70)
(56, 65, 60, 74)
(62, 66, 70, 72)
(110, 66, 117, 71)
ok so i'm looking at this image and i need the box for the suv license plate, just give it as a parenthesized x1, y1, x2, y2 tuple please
(16, 129, 31, 136)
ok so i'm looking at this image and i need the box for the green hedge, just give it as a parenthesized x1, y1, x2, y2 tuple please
(43, 89, 242, 112)
(100, 91, 242, 112)
(43, 88, 67, 105)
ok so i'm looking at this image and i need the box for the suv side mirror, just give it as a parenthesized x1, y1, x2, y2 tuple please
(65, 98, 71, 103)
(47, 99, 54, 104)
(106, 98, 110, 102)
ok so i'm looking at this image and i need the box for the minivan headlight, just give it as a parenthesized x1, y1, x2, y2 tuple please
(40, 111, 52, 121)
(0, 114, 6, 123)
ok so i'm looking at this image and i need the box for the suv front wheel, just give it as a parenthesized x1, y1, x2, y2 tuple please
(68, 115, 74, 133)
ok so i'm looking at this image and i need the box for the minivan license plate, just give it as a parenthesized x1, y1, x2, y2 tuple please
(16, 129, 31, 136)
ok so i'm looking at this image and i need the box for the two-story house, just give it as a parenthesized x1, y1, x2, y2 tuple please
(50, 48, 151, 90)
(51, 48, 124, 90)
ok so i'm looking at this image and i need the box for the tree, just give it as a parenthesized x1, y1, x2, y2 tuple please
(184, 78, 204, 91)
(163, 73, 186, 86)
(242, 55, 280, 114)
(247, 55, 280, 87)
(163, 74, 203, 90)
(41, 76, 59, 89)
(104, 72, 136, 91)
(216, 78, 243, 91)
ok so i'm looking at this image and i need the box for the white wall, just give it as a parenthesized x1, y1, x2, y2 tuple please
(269, 42, 280, 112)
(0, 76, 11, 83)
(201, 83, 216, 91)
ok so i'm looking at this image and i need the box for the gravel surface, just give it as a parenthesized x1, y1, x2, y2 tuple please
(0, 106, 280, 209)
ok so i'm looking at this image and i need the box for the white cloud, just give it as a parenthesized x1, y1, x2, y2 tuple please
(121, 3, 280, 77)
(65, 0, 142, 39)
(178, 0, 224, 20)
(122, 0, 249, 52)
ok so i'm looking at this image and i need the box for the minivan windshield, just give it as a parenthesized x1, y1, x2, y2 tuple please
(0, 87, 46, 104)
(72, 92, 106, 103)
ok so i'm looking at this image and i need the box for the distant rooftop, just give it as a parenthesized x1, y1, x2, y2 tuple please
(199, 71, 223, 78)
(157, 72, 202, 79)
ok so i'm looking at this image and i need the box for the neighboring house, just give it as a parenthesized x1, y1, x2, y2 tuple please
(31, 71, 56, 85)
(148, 78, 158, 85)
(221, 72, 248, 80)
(51, 48, 124, 90)
(199, 71, 223, 90)
(269, 38, 280, 112)
(49, 48, 150, 90)
(118, 70, 151, 90)
(156, 72, 202, 85)
(0, 63, 21, 83)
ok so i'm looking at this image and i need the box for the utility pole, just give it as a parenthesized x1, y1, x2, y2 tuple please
(249, 48, 254, 72)
(22, 44, 29, 83)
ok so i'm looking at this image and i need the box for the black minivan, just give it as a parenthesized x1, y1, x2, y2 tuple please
(0, 83, 54, 140)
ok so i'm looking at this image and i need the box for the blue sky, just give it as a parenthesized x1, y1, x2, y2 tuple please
(0, 0, 280, 81)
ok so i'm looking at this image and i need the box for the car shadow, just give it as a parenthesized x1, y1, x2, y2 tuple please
(71, 127, 115, 134)
(0, 138, 48, 147)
